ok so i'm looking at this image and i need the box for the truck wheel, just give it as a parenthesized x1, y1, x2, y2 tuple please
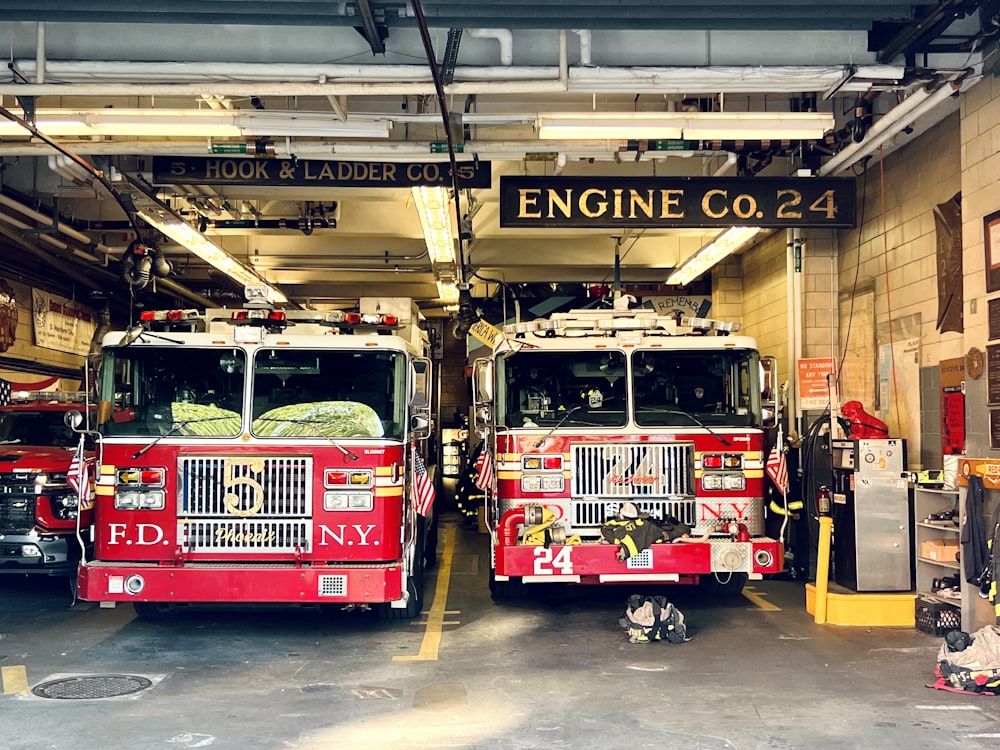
(133, 602, 178, 621)
(376, 575, 422, 620)
(489, 569, 525, 601)
(700, 572, 748, 597)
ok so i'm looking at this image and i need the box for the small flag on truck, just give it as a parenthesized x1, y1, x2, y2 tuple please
(475, 445, 494, 492)
(412, 447, 436, 517)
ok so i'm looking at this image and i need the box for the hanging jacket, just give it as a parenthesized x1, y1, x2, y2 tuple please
(961, 474, 989, 585)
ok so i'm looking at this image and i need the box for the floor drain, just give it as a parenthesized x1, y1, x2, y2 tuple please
(32, 674, 153, 700)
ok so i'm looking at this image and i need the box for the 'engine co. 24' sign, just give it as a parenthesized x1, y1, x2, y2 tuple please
(500, 176, 855, 229)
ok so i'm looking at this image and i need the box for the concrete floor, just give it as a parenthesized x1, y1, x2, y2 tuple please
(0, 514, 993, 750)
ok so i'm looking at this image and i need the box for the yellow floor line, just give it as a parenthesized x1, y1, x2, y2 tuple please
(393, 523, 457, 662)
(743, 586, 780, 611)
(2, 665, 29, 695)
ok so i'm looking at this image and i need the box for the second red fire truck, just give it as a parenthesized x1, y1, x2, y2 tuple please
(472, 304, 783, 599)
(72, 291, 435, 619)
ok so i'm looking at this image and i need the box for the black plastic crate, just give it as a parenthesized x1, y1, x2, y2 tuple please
(915, 597, 961, 636)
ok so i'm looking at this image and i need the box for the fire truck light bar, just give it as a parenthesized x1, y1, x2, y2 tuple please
(140, 309, 199, 322)
(321, 311, 399, 327)
(681, 316, 741, 333)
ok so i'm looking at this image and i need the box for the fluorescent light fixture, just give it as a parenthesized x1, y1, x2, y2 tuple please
(0, 108, 390, 138)
(666, 226, 762, 286)
(537, 112, 834, 141)
(538, 113, 684, 140)
(135, 202, 287, 304)
(436, 280, 460, 303)
(411, 186, 457, 265)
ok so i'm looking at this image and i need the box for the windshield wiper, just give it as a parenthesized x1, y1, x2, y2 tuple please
(132, 416, 240, 458)
(532, 405, 583, 448)
(646, 408, 731, 446)
(252, 417, 360, 461)
(118, 325, 184, 346)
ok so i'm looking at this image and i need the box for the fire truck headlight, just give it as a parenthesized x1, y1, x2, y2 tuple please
(51, 491, 80, 520)
(115, 490, 165, 510)
(521, 475, 564, 493)
(722, 475, 746, 491)
(324, 492, 373, 511)
(702, 475, 723, 491)
(702, 474, 745, 492)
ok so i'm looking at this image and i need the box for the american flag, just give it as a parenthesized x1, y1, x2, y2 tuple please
(766, 427, 789, 496)
(66, 433, 92, 509)
(412, 447, 436, 517)
(474, 444, 494, 492)
(0, 378, 10, 407)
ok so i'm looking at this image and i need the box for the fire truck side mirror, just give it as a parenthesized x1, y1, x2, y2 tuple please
(761, 355, 778, 428)
(64, 409, 84, 431)
(409, 358, 432, 410)
(473, 359, 493, 403)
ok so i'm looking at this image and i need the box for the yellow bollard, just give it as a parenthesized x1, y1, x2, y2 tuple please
(814, 515, 833, 624)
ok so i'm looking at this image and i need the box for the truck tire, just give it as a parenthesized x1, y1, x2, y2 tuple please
(700, 572, 748, 597)
(489, 568, 525, 601)
(376, 575, 422, 620)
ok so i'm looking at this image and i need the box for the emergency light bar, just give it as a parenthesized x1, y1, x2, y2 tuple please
(502, 310, 740, 337)
(140, 309, 200, 322)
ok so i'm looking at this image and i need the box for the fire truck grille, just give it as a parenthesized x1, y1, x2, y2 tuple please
(0, 476, 37, 532)
(571, 498, 698, 528)
(178, 456, 311, 518)
(571, 442, 695, 498)
(180, 519, 311, 553)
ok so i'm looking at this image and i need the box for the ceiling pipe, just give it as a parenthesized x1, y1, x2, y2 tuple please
(0, 138, 816, 161)
(818, 69, 971, 175)
(0, 221, 106, 291)
(0, 192, 114, 256)
(2, 60, 902, 97)
(467, 29, 514, 66)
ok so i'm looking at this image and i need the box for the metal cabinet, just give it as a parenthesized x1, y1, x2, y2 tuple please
(831, 438, 911, 591)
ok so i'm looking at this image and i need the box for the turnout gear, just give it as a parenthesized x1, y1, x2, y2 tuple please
(619, 594, 690, 643)
(601, 509, 692, 561)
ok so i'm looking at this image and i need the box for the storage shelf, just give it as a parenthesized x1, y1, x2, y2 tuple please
(913, 483, 967, 633)
(915, 590, 962, 606)
(916, 521, 959, 532)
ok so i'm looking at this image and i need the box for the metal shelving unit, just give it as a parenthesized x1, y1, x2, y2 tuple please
(913, 486, 962, 611)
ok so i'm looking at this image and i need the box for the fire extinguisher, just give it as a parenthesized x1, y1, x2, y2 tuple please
(817, 485, 832, 516)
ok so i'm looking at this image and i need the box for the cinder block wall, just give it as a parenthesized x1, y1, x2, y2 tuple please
(960, 73, 1000, 458)
(835, 112, 963, 443)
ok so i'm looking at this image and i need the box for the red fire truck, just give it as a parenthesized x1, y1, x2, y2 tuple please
(0, 391, 93, 578)
(472, 305, 783, 600)
(73, 292, 435, 620)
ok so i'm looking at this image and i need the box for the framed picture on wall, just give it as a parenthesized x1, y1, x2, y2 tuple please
(985, 210, 1000, 292)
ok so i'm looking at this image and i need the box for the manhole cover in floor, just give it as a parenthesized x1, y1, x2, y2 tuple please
(31, 674, 153, 699)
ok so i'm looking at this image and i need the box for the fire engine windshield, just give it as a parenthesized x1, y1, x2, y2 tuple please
(633, 349, 762, 427)
(498, 350, 628, 428)
(250, 349, 404, 440)
(0, 410, 78, 447)
(498, 348, 762, 429)
(100, 346, 246, 437)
